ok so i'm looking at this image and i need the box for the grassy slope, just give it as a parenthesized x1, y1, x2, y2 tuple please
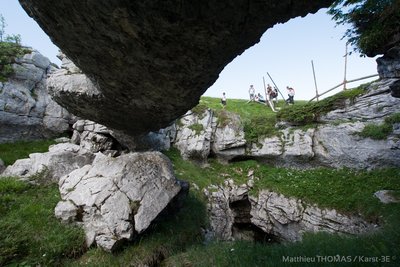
(0, 139, 56, 166)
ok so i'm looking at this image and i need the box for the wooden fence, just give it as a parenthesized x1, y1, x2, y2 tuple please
(309, 74, 379, 102)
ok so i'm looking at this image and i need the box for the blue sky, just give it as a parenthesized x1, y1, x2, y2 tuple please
(1, 1, 379, 100)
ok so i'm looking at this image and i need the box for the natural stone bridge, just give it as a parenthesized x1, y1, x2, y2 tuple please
(19, 0, 334, 135)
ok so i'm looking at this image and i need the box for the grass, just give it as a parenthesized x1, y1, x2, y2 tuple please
(358, 113, 400, 140)
(277, 86, 366, 125)
(188, 123, 204, 135)
(0, 177, 85, 266)
(0, 139, 56, 166)
(197, 97, 292, 142)
(165, 216, 400, 267)
(165, 148, 399, 219)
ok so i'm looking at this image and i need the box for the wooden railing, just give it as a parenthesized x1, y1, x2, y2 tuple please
(309, 74, 379, 102)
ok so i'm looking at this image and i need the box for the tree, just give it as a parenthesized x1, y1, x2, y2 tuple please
(0, 14, 29, 82)
(328, 0, 400, 57)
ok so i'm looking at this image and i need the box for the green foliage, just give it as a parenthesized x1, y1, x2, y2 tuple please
(328, 0, 399, 56)
(166, 220, 400, 267)
(0, 177, 85, 266)
(195, 96, 284, 142)
(358, 113, 400, 140)
(277, 87, 365, 125)
(188, 123, 204, 135)
(358, 124, 393, 140)
(0, 14, 30, 82)
(0, 139, 56, 166)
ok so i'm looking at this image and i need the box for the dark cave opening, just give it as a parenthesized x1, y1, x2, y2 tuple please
(229, 197, 279, 244)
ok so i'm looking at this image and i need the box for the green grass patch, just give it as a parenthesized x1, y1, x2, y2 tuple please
(188, 123, 204, 135)
(277, 87, 366, 125)
(0, 177, 85, 266)
(165, 214, 400, 267)
(358, 113, 400, 140)
(0, 139, 56, 166)
(195, 97, 286, 142)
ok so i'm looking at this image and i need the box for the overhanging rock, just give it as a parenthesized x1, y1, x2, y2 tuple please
(19, 0, 334, 135)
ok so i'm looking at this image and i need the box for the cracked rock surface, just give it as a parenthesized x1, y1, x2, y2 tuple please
(55, 151, 183, 251)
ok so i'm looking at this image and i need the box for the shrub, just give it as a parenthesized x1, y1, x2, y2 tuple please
(277, 87, 365, 125)
(358, 113, 400, 140)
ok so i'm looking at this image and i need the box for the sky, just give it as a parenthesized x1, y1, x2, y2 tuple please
(1, 1, 379, 100)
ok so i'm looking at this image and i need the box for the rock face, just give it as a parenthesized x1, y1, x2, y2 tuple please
(55, 152, 185, 251)
(377, 47, 400, 79)
(205, 178, 374, 242)
(174, 109, 214, 164)
(0, 51, 75, 143)
(19, 0, 334, 135)
(1, 143, 95, 182)
(173, 79, 400, 169)
(71, 119, 172, 153)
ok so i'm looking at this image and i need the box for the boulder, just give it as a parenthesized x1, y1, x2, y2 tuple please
(1, 143, 94, 182)
(55, 152, 184, 251)
(374, 190, 400, 204)
(20, 0, 334, 135)
(0, 50, 75, 143)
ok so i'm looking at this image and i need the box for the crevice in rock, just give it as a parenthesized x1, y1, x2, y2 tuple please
(228, 155, 258, 163)
(229, 197, 278, 243)
(75, 205, 84, 222)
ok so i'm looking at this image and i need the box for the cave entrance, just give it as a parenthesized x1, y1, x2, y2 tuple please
(229, 197, 278, 244)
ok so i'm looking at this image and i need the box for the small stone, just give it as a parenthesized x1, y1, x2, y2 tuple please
(374, 190, 399, 204)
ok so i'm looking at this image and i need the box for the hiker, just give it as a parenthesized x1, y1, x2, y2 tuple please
(256, 93, 265, 103)
(267, 85, 277, 101)
(248, 85, 255, 102)
(265, 87, 277, 112)
(272, 87, 279, 103)
(286, 86, 295, 104)
(221, 92, 227, 108)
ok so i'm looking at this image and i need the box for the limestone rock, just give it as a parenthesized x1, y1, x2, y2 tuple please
(207, 180, 374, 242)
(0, 50, 75, 143)
(71, 119, 172, 154)
(321, 79, 400, 123)
(1, 143, 94, 182)
(374, 190, 400, 204)
(249, 136, 282, 158)
(19, 0, 334, 135)
(55, 152, 183, 251)
(174, 109, 214, 164)
(0, 159, 5, 174)
(377, 47, 400, 79)
(313, 122, 400, 169)
(211, 111, 246, 161)
(281, 128, 315, 165)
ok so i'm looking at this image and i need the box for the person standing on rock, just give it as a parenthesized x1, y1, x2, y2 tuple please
(248, 85, 255, 103)
(221, 92, 227, 108)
